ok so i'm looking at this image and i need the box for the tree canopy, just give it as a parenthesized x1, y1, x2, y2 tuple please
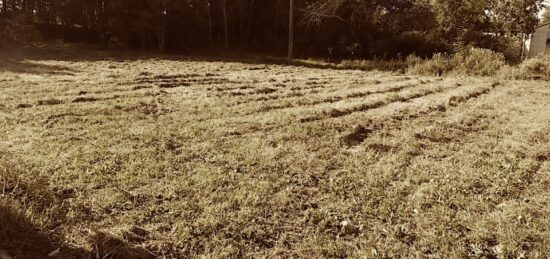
(0, 0, 546, 60)
(542, 6, 550, 23)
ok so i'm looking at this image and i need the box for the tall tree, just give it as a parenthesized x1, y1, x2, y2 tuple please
(490, 0, 544, 36)
(1, 0, 5, 15)
(288, 0, 293, 63)
(3, 0, 9, 15)
(206, 0, 213, 47)
(222, 0, 228, 47)
(543, 7, 550, 23)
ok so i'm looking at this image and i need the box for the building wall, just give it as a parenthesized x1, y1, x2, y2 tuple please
(528, 24, 550, 58)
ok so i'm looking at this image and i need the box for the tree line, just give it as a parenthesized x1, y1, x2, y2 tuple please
(0, 0, 545, 60)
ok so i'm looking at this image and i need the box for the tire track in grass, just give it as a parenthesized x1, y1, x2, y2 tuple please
(380, 84, 550, 227)
(299, 81, 464, 123)
(341, 82, 501, 147)
(328, 84, 526, 249)
(119, 73, 240, 92)
(224, 82, 332, 104)
(210, 78, 291, 94)
(226, 78, 422, 108)
(178, 80, 433, 131)
(180, 78, 412, 122)
(24, 90, 165, 115)
(244, 81, 426, 115)
(211, 80, 465, 138)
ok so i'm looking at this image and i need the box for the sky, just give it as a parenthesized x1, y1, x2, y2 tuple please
(543, 1, 550, 18)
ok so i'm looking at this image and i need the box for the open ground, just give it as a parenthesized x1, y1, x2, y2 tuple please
(1, 47, 549, 258)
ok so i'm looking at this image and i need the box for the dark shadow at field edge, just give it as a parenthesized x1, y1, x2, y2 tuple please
(0, 60, 75, 75)
(0, 152, 156, 259)
(0, 201, 156, 259)
(0, 44, 405, 73)
(0, 202, 82, 259)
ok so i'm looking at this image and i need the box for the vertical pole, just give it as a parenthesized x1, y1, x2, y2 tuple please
(223, 0, 229, 48)
(2, 0, 8, 15)
(207, 0, 213, 47)
(288, 0, 294, 64)
(520, 33, 526, 60)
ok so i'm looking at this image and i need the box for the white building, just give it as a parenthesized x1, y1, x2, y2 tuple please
(528, 22, 550, 58)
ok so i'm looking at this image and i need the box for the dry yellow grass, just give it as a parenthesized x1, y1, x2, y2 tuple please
(1, 46, 549, 258)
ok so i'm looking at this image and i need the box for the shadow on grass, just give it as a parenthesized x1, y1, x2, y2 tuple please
(0, 154, 156, 259)
(0, 199, 155, 259)
(89, 231, 156, 259)
(0, 200, 79, 259)
(0, 43, 406, 73)
(0, 60, 75, 75)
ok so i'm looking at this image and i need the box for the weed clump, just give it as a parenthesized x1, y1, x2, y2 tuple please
(407, 53, 451, 76)
(337, 59, 407, 72)
(452, 48, 505, 76)
(408, 48, 505, 76)
(514, 55, 550, 80)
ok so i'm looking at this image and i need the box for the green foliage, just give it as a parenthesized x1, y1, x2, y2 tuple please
(427, 0, 489, 44)
(0, 0, 544, 59)
(0, 16, 37, 48)
(408, 53, 453, 76)
(337, 59, 407, 72)
(408, 48, 505, 76)
(544, 8, 550, 23)
(303, 0, 543, 60)
(452, 48, 506, 76)
(514, 54, 550, 80)
(428, 0, 543, 42)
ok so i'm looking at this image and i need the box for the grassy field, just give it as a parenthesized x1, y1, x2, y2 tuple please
(1, 46, 549, 258)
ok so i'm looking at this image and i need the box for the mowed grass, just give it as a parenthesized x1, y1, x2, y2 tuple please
(1, 47, 549, 258)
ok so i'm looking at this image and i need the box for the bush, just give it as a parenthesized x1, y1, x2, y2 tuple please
(287, 58, 408, 72)
(407, 48, 505, 76)
(337, 59, 407, 72)
(0, 16, 38, 48)
(407, 53, 452, 76)
(452, 48, 505, 76)
(405, 54, 422, 67)
(513, 55, 550, 80)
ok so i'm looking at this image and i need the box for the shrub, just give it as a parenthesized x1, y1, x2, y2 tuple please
(513, 55, 550, 80)
(337, 59, 407, 72)
(407, 53, 452, 76)
(407, 48, 505, 76)
(451, 48, 505, 76)
(0, 16, 38, 49)
(405, 54, 422, 67)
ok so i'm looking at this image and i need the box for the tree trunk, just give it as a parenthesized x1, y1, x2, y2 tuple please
(207, 0, 213, 47)
(520, 33, 526, 61)
(222, 0, 229, 48)
(246, 0, 255, 43)
(26, 0, 35, 16)
(288, 0, 294, 64)
(2, 0, 9, 15)
(158, 31, 165, 51)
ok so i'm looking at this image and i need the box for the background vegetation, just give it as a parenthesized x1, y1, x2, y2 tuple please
(0, 0, 545, 60)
